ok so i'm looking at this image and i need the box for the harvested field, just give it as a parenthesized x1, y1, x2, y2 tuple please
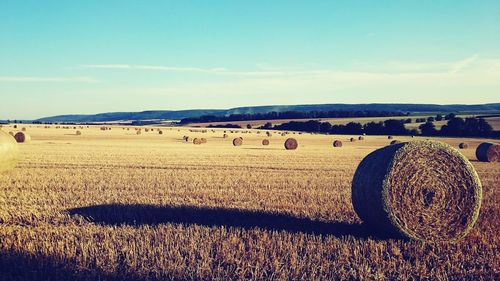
(0, 125, 498, 280)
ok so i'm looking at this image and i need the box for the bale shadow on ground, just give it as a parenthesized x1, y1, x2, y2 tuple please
(67, 204, 386, 239)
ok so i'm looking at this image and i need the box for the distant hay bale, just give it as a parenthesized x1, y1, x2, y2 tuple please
(358, 136, 364, 140)
(333, 140, 343, 147)
(284, 138, 298, 150)
(76, 131, 82, 136)
(145, 128, 150, 132)
(223, 134, 228, 139)
(475, 142, 499, 162)
(388, 136, 394, 139)
(14, 132, 31, 143)
(201, 138, 207, 144)
(158, 130, 163, 135)
(193, 138, 203, 145)
(352, 140, 482, 242)
(458, 142, 468, 149)
(0, 130, 19, 173)
(136, 130, 142, 135)
(183, 136, 190, 142)
(281, 133, 286, 137)
(350, 138, 356, 142)
(390, 140, 401, 145)
(8, 131, 14, 136)
(262, 139, 270, 146)
(232, 137, 243, 146)
(13, 125, 17, 129)
(21, 127, 26, 132)
(266, 132, 272, 137)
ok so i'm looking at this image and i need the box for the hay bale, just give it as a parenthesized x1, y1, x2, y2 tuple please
(232, 137, 243, 146)
(21, 127, 26, 132)
(390, 140, 401, 145)
(8, 131, 14, 136)
(14, 132, 30, 143)
(475, 142, 499, 162)
(458, 142, 468, 149)
(223, 134, 228, 139)
(333, 140, 343, 147)
(0, 130, 19, 173)
(388, 136, 393, 139)
(350, 138, 356, 142)
(136, 130, 142, 135)
(193, 138, 203, 145)
(358, 136, 364, 141)
(284, 138, 298, 150)
(352, 140, 482, 242)
(201, 138, 207, 144)
(183, 136, 190, 142)
(266, 132, 272, 137)
(76, 131, 82, 136)
(262, 139, 270, 146)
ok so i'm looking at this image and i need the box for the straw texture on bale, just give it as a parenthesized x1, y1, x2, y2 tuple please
(284, 138, 298, 150)
(333, 140, 343, 147)
(0, 130, 19, 173)
(352, 140, 482, 242)
(262, 139, 270, 146)
(14, 132, 31, 143)
(458, 143, 468, 149)
(475, 142, 499, 162)
(232, 137, 243, 146)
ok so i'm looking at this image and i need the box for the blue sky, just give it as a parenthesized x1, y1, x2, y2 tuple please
(1, 1, 499, 119)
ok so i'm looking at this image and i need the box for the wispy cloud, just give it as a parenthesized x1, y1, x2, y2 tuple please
(0, 76, 98, 83)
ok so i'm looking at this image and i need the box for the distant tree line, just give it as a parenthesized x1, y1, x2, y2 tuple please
(207, 124, 242, 129)
(180, 110, 406, 124)
(264, 116, 497, 138)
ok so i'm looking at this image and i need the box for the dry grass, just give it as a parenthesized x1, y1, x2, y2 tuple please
(0, 125, 499, 280)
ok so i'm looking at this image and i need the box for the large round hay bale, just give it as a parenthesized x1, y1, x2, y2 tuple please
(232, 137, 243, 146)
(390, 140, 401, 145)
(158, 130, 163, 135)
(388, 136, 393, 139)
(76, 131, 82, 136)
(136, 130, 142, 135)
(8, 131, 14, 136)
(201, 138, 207, 144)
(193, 138, 203, 145)
(266, 132, 272, 137)
(21, 127, 26, 132)
(284, 138, 298, 150)
(350, 138, 356, 142)
(333, 140, 343, 147)
(14, 132, 31, 143)
(358, 136, 364, 141)
(223, 134, 228, 139)
(458, 142, 468, 149)
(352, 140, 482, 242)
(262, 139, 270, 146)
(0, 130, 19, 173)
(475, 142, 499, 162)
(183, 136, 190, 142)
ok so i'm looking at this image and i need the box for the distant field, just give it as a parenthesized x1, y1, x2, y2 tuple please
(190, 114, 500, 131)
(0, 125, 498, 280)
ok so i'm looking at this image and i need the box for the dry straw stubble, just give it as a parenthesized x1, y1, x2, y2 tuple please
(351, 140, 482, 242)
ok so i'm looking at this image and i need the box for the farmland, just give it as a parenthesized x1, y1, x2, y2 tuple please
(0, 125, 499, 280)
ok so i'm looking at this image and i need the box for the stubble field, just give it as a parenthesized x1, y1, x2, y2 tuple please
(0, 125, 499, 280)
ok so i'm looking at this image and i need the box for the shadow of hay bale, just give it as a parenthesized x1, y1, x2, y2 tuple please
(67, 204, 393, 240)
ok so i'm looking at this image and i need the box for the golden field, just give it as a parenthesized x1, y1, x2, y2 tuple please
(0, 125, 499, 280)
